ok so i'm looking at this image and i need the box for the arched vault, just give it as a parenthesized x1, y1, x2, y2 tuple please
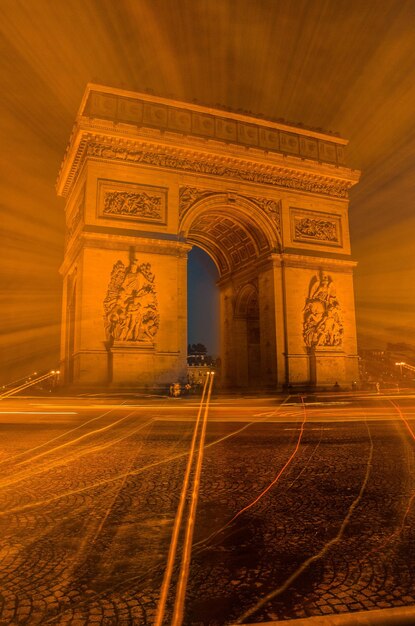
(179, 193, 281, 277)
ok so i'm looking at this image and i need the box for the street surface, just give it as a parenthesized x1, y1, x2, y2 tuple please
(0, 390, 414, 625)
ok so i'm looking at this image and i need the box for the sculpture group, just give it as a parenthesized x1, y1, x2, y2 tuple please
(303, 272, 343, 348)
(104, 259, 159, 343)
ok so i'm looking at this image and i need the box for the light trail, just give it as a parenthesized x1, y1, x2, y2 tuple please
(0, 410, 142, 491)
(171, 372, 214, 626)
(154, 373, 211, 626)
(359, 399, 415, 560)
(1, 371, 39, 390)
(0, 398, 295, 517)
(194, 395, 307, 549)
(0, 404, 129, 467)
(0, 371, 59, 399)
(235, 416, 375, 624)
(12, 410, 138, 468)
(390, 399, 415, 442)
(0, 411, 77, 414)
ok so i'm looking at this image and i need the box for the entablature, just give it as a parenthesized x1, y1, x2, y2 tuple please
(57, 84, 360, 201)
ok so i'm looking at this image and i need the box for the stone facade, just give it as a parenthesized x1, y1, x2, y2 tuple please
(57, 84, 360, 389)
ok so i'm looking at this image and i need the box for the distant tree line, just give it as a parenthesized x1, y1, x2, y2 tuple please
(187, 343, 217, 366)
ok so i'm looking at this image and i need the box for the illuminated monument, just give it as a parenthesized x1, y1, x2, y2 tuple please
(57, 84, 360, 389)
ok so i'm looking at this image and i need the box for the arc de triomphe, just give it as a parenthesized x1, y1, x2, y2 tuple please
(57, 84, 360, 390)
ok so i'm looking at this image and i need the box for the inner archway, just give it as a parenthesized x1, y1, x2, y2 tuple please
(187, 246, 219, 358)
(182, 197, 279, 390)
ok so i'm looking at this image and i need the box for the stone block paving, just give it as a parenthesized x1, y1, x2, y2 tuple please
(0, 402, 414, 625)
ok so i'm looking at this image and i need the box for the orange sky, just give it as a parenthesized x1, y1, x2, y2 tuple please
(1, 0, 414, 380)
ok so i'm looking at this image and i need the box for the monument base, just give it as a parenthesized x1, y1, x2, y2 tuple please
(310, 347, 358, 387)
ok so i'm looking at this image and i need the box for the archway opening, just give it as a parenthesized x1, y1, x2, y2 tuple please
(183, 201, 278, 390)
(187, 246, 220, 360)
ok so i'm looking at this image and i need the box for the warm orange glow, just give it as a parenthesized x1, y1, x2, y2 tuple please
(1, 2, 414, 383)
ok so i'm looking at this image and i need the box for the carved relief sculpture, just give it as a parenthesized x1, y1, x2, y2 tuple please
(103, 191, 163, 220)
(303, 271, 343, 348)
(295, 217, 338, 243)
(247, 196, 281, 234)
(104, 258, 159, 343)
(87, 142, 352, 199)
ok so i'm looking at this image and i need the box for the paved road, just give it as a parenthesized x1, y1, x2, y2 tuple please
(0, 391, 414, 625)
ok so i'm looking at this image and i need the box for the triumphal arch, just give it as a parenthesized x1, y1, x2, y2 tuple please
(57, 84, 360, 390)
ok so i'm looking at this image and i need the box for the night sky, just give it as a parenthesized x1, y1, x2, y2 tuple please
(1, 0, 415, 381)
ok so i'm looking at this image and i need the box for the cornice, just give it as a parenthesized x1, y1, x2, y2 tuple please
(57, 129, 360, 200)
(60, 231, 191, 275)
(280, 252, 357, 272)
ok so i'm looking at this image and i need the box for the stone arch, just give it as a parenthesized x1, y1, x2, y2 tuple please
(180, 195, 281, 388)
(235, 283, 259, 318)
(230, 282, 262, 388)
(179, 192, 282, 277)
(57, 85, 360, 390)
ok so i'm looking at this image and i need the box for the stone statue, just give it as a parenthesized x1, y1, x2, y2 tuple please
(303, 271, 343, 348)
(104, 258, 159, 342)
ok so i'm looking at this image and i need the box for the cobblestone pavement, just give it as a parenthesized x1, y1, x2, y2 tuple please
(0, 394, 414, 625)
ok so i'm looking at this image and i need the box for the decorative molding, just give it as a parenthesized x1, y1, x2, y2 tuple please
(291, 208, 342, 247)
(103, 258, 160, 343)
(303, 271, 343, 348)
(98, 180, 167, 224)
(82, 140, 353, 200)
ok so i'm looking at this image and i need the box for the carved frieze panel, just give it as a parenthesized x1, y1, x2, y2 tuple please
(299, 137, 318, 159)
(237, 123, 259, 146)
(318, 141, 337, 163)
(215, 118, 237, 141)
(85, 142, 352, 199)
(290, 208, 342, 247)
(117, 98, 143, 123)
(280, 132, 300, 155)
(258, 128, 280, 150)
(103, 258, 160, 343)
(97, 180, 167, 225)
(192, 113, 215, 136)
(303, 271, 343, 348)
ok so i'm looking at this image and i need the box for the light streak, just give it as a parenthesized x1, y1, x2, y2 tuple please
(171, 372, 214, 626)
(0, 370, 59, 399)
(0, 404, 128, 466)
(13, 410, 137, 467)
(358, 399, 415, 559)
(195, 395, 307, 548)
(154, 373, 211, 626)
(0, 397, 294, 517)
(0, 411, 77, 414)
(390, 399, 415, 442)
(0, 410, 142, 491)
(235, 417, 374, 623)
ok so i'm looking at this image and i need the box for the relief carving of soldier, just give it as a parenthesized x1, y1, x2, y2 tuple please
(104, 258, 159, 343)
(303, 271, 343, 348)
